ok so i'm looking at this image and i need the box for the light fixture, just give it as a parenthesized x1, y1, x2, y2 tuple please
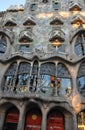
(51, 39, 61, 52)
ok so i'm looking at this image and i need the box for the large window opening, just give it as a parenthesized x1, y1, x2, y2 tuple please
(40, 62, 56, 95)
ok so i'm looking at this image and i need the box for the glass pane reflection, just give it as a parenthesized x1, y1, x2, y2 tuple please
(57, 78, 72, 96)
(78, 77, 85, 96)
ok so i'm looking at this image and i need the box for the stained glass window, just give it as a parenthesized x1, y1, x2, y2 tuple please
(17, 62, 31, 92)
(4, 63, 17, 91)
(40, 63, 56, 95)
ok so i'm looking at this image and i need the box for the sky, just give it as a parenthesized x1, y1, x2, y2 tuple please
(0, 0, 25, 11)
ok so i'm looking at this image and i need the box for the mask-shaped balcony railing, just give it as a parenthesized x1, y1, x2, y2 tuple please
(19, 30, 34, 43)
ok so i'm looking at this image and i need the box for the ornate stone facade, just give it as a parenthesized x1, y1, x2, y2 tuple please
(0, 0, 85, 130)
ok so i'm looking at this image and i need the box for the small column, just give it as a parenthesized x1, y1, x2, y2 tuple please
(55, 61, 58, 96)
(17, 107, 25, 130)
(73, 114, 77, 130)
(0, 110, 6, 130)
(41, 105, 48, 130)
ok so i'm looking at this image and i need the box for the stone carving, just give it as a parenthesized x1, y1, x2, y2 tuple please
(19, 30, 34, 42)
(49, 30, 65, 42)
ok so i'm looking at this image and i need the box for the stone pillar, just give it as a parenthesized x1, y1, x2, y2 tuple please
(17, 107, 25, 130)
(0, 110, 6, 130)
(73, 114, 77, 130)
(65, 114, 73, 130)
(41, 106, 48, 130)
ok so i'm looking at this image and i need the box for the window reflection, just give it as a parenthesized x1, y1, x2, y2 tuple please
(17, 74, 29, 92)
(40, 75, 55, 94)
(75, 33, 85, 56)
(3, 62, 31, 93)
(57, 78, 72, 96)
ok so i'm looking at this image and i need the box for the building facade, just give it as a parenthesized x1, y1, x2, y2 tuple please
(0, 0, 85, 130)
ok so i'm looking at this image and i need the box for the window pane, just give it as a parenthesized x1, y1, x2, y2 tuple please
(40, 75, 55, 95)
(53, 3, 59, 10)
(57, 78, 72, 96)
(75, 44, 83, 56)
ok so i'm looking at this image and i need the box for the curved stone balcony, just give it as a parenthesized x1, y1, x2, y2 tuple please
(49, 30, 65, 42)
(19, 30, 34, 42)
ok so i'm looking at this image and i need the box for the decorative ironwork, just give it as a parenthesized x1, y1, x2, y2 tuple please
(40, 63, 55, 76)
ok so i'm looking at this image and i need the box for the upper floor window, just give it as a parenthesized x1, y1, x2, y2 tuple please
(77, 62, 85, 96)
(3, 62, 31, 93)
(30, 4, 36, 11)
(39, 62, 72, 97)
(53, 2, 60, 10)
(0, 34, 7, 54)
(75, 32, 85, 56)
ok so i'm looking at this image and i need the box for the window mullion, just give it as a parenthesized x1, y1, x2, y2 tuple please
(12, 62, 19, 91)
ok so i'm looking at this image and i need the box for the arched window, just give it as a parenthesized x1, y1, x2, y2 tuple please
(77, 110, 85, 129)
(3, 107, 19, 130)
(0, 34, 7, 54)
(25, 108, 42, 130)
(40, 62, 56, 95)
(16, 62, 31, 92)
(3, 62, 17, 92)
(77, 62, 85, 96)
(3, 62, 31, 93)
(47, 109, 64, 130)
(29, 60, 39, 92)
(56, 63, 72, 96)
(75, 32, 85, 56)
